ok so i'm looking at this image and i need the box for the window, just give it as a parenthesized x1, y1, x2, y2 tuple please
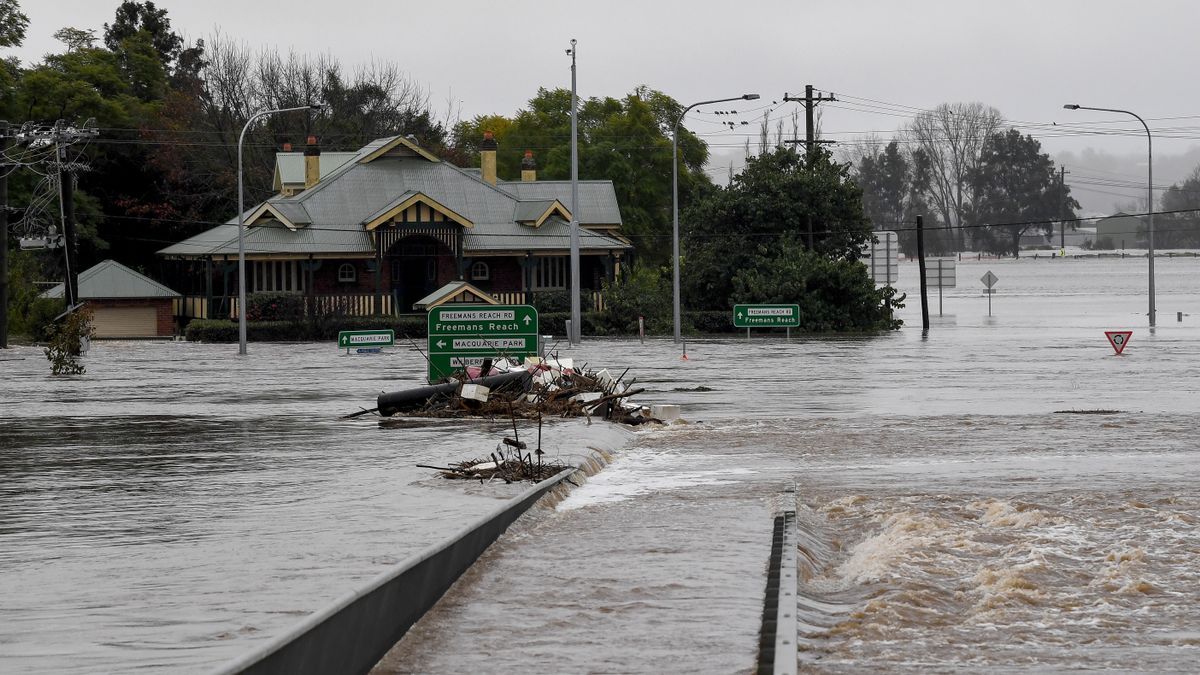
(338, 263, 357, 283)
(470, 261, 490, 281)
(533, 257, 566, 289)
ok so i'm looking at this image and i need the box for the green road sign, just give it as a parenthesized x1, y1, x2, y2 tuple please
(338, 329, 394, 349)
(733, 304, 800, 328)
(426, 305, 539, 380)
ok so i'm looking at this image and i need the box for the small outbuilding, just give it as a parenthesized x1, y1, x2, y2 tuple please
(43, 260, 180, 338)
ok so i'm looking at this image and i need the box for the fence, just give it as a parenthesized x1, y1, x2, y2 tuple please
(176, 291, 606, 320)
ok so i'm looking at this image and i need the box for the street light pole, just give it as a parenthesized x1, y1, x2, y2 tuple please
(567, 40, 581, 346)
(673, 93, 759, 344)
(237, 105, 318, 355)
(1063, 104, 1155, 327)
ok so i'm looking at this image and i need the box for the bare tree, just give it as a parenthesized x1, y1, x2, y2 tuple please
(905, 102, 1002, 250)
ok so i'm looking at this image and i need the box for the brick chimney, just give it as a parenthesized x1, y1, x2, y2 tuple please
(521, 150, 536, 182)
(480, 130, 498, 186)
(304, 135, 320, 189)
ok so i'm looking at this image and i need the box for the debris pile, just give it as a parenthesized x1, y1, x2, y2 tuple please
(373, 356, 658, 425)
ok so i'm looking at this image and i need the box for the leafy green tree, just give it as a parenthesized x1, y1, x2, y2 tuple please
(450, 86, 710, 265)
(53, 27, 98, 53)
(731, 236, 902, 331)
(104, 2, 183, 69)
(968, 129, 1077, 256)
(681, 146, 898, 330)
(0, 0, 28, 48)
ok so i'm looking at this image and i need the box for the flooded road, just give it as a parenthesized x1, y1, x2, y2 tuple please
(383, 256, 1200, 673)
(0, 342, 628, 672)
(3, 255, 1199, 672)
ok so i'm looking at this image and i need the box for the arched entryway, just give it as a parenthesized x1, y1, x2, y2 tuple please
(386, 235, 455, 312)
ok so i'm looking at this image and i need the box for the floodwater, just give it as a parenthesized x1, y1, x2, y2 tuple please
(4, 255, 1200, 672)
(381, 255, 1200, 673)
(0, 341, 629, 672)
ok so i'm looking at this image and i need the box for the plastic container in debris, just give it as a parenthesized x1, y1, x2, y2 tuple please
(460, 383, 490, 403)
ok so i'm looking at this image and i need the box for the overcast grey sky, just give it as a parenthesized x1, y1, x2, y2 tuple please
(11, 0, 1200, 213)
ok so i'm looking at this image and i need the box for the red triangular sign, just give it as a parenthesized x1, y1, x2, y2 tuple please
(1105, 330, 1133, 355)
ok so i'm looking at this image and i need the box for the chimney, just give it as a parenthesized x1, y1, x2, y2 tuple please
(480, 130, 498, 186)
(521, 150, 537, 182)
(304, 135, 320, 190)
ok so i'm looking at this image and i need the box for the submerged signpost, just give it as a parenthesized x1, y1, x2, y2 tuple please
(337, 329, 394, 354)
(427, 305, 538, 380)
(980, 270, 999, 317)
(733, 304, 800, 339)
(924, 258, 956, 316)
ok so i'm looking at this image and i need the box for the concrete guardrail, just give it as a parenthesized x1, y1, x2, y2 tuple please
(211, 467, 577, 675)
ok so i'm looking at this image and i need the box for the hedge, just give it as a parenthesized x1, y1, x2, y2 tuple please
(184, 316, 428, 343)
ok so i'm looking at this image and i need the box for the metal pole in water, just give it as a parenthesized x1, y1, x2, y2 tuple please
(916, 216, 930, 331)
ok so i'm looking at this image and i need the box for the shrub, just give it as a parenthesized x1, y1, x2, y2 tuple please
(245, 292, 306, 321)
(45, 306, 94, 375)
(185, 319, 238, 342)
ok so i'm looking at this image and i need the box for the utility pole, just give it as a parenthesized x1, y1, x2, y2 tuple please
(56, 125, 80, 308)
(0, 121, 9, 348)
(916, 215, 930, 332)
(1059, 166, 1070, 249)
(567, 39, 581, 346)
(783, 86, 836, 250)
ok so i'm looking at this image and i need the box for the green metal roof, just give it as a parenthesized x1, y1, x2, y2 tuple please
(42, 259, 180, 299)
(161, 136, 630, 259)
(272, 152, 358, 189)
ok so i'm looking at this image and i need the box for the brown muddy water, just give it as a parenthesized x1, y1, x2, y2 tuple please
(383, 256, 1200, 673)
(4, 256, 1200, 672)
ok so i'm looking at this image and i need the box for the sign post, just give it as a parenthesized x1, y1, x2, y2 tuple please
(1105, 330, 1132, 355)
(427, 305, 538, 381)
(337, 329, 394, 354)
(924, 258, 957, 316)
(861, 231, 899, 285)
(980, 270, 999, 317)
(733, 304, 800, 340)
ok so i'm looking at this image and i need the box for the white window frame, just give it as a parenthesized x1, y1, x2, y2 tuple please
(470, 260, 490, 281)
(337, 263, 357, 283)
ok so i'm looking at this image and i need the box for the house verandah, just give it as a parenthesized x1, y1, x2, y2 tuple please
(159, 133, 630, 323)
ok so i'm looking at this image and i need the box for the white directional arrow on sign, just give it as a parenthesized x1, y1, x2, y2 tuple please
(523, 315, 532, 325)
(436, 340, 446, 349)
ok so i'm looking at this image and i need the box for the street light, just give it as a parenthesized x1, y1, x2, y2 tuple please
(673, 93, 759, 344)
(237, 105, 319, 355)
(1063, 103, 1155, 327)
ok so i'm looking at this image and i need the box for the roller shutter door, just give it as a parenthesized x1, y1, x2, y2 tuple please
(90, 306, 158, 338)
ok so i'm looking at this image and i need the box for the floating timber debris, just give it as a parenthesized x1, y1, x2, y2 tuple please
(369, 356, 660, 425)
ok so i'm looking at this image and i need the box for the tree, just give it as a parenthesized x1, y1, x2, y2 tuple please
(905, 102, 1002, 250)
(449, 86, 710, 265)
(104, 2, 183, 69)
(0, 0, 28, 48)
(53, 27, 98, 53)
(681, 146, 899, 330)
(1158, 166, 1200, 248)
(968, 129, 1077, 257)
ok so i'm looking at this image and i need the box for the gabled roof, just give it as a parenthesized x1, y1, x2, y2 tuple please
(361, 190, 473, 230)
(497, 180, 623, 226)
(159, 135, 630, 259)
(413, 281, 499, 310)
(513, 199, 572, 227)
(273, 152, 357, 190)
(357, 135, 441, 164)
(42, 259, 180, 299)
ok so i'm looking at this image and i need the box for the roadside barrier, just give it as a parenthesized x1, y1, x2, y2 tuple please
(757, 491, 798, 675)
(212, 467, 577, 675)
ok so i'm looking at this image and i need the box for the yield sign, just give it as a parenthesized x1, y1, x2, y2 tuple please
(1105, 330, 1133, 355)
